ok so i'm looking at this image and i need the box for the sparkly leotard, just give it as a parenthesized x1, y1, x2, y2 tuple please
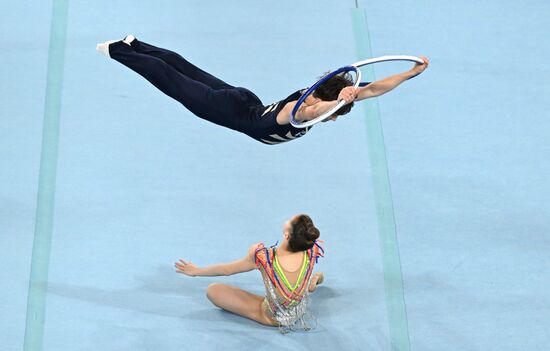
(254, 241, 324, 333)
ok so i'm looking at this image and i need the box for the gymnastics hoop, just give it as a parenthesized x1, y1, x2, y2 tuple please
(290, 55, 425, 128)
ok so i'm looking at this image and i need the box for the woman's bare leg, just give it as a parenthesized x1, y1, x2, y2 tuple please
(206, 283, 276, 326)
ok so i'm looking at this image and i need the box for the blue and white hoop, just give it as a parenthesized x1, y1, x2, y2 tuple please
(290, 55, 425, 128)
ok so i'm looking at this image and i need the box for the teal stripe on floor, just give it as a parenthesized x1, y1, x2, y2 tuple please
(24, 1, 69, 350)
(350, 8, 411, 351)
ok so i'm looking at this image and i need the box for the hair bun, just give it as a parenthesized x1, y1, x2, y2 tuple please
(287, 214, 321, 252)
(306, 226, 320, 241)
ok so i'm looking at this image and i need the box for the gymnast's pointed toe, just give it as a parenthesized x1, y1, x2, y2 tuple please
(96, 39, 118, 58)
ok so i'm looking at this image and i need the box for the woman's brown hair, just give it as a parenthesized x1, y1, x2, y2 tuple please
(312, 72, 355, 116)
(288, 214, 320, 252)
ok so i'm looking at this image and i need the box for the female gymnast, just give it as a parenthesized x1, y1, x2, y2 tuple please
(97, 36, 429, 145)
(174, 214, 325, 332)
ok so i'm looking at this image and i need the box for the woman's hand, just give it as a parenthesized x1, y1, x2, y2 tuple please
(411, 56, 429, 76)
(175, 259, 201, 277)
(338, 86, 358, 104)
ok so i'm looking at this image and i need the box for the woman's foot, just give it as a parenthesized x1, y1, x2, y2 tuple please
(308, 272, 324, 292)
(95, 39, 118, 58)
(123, 34, 136, 45)
(96, 35, 136, 58)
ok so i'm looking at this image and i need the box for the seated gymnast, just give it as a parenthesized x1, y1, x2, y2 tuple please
(174, 214, 325, 332)
(97, 35, 429, 145)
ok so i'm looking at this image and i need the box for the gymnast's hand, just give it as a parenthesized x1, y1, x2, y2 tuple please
(175, 259, 200, 277)
(411, 56, 429, 75)
(338, 86, 358, 104)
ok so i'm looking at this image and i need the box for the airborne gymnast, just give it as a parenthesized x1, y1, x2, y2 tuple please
(97, 35, 429, 145)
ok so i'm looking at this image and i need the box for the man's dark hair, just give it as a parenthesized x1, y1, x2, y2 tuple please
(312, 72, 355, 116)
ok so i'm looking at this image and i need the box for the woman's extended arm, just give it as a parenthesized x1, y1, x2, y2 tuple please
(355, 56, 429, 101)
(175, 244, 258, 277)
(284, 88, 357, 122)
(284, 56, 429, 122)
(294, 100, 340, 121)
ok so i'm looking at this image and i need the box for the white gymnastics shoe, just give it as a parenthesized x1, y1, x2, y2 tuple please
(123, 34, 136, 45)
(96, 39, 118, 58)
(96, 35, 135, 58)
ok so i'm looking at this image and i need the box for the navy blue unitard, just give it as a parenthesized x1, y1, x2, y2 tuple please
(109, 39, 312, 145)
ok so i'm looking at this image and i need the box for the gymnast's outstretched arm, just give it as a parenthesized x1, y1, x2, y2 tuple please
(354, 56, 430, 101)
(282, 87, 357, 122)
(174, 244, 258, 277)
